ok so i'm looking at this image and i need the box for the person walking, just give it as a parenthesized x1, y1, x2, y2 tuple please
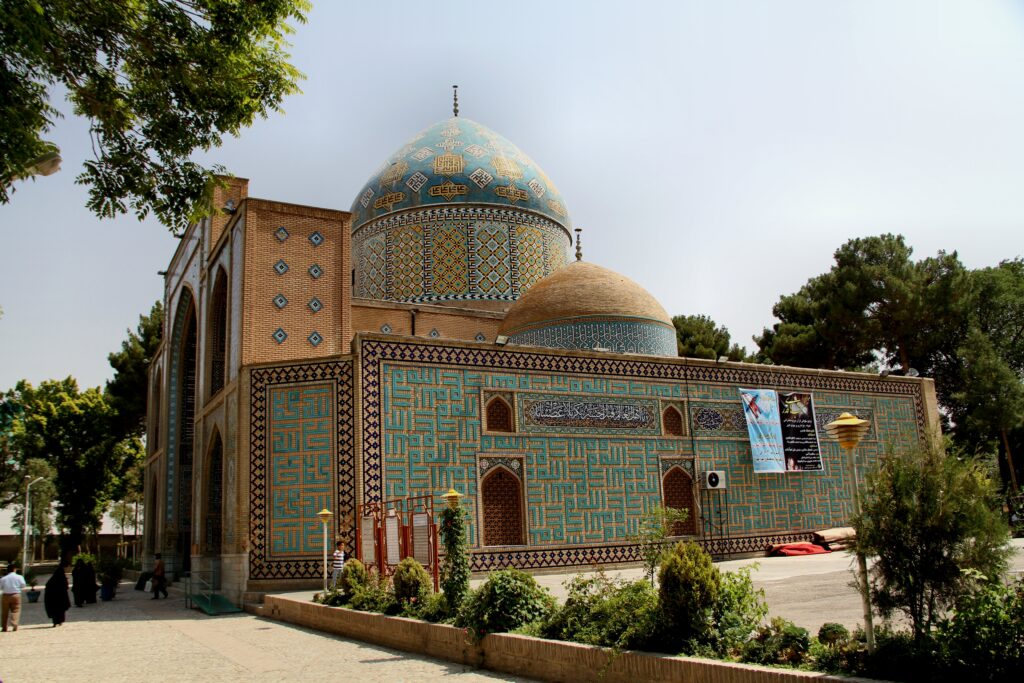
(151, 553, 169, 599)
(1, 563, 27, 632)
(44, 561, 72, 627)
(330, 542, 345, 589)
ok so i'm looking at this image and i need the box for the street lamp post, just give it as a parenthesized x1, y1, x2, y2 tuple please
(317, 508, 333, 591)
(442, 488, 463, 510)
(22, 476, 44, 571)
(824, 412, 875, 653)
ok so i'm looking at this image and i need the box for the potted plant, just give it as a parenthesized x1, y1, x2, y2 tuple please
(24, 567, 40, 603)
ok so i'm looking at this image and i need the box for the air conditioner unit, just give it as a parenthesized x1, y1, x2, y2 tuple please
(702, 470, 727, 490)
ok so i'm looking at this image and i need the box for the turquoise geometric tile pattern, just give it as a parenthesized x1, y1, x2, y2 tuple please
(358, 337, 930, 570)
(350, 118, 570, 231)
(350, 116, 574, 304)
(268, 385, 333, 557)
(353, 206, 570, 303)
(509, 319, 677, 357)
(249, 361, 355, 580)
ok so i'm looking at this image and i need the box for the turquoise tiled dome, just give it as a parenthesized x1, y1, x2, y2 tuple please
(350, 117, 571, 231)
(351, 117, 572, 304)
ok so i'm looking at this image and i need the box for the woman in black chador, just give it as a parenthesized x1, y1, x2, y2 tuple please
(44, 561, 71, 626)
(71, 558, 95, 607)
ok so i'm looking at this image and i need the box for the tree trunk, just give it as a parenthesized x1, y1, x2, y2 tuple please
(1002, 428, 1019, 493)
(898, 344, 910, 375)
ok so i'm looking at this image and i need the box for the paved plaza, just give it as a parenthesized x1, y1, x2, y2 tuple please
(0, 582, 532, 683)
(1, 540, 1020, 682)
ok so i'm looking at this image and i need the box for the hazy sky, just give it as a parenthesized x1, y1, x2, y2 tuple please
(2, 0, 1023, 391)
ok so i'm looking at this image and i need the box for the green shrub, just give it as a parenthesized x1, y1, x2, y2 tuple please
(456, 569, 555, 641)
(439, 504, 470, 610)
(339, 558, 369, 598)
(633, 505, 690, 585)
(855, 442, 1011, 642)
(740, 617, 810, 666)
(411, 591, 451, 623)
(541, 572, 659, 650)
(817, 622, 849, 646)
(313, 586, 348, 607)
(71, 552, 97, 567)
(808, 623, 863, 675)
(936, 574, 1024, 682)
(706, 564, 768, 656)
(392, 557, 431, 606)
(657, 541, 721, 652)
(347, 568, 397, 614)
(861, 626, 936, 683)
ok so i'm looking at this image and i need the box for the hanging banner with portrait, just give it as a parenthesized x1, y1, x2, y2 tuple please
(778, 392, 824, 471)
(738, 388, 785, 473)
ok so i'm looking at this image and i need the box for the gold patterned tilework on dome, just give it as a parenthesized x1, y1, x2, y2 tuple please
(351, 118, 570, 231)
(351, 118, 572, 304)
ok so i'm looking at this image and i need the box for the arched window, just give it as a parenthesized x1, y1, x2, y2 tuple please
(204, 431, 223, 556)
(662, 466, 697, 536)
(486, 397, 513, 432)
(208, 268, 228, 397)
(663, 406, 683, 436)
(481, 467, 525, 546)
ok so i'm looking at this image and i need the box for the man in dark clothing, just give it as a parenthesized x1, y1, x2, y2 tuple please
(151, 553, 169, 599)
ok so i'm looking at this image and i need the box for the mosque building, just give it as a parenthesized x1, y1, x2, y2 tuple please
(143, 102, 940, 601)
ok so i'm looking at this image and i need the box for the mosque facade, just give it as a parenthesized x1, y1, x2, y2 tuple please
(143, 114, 940, 600)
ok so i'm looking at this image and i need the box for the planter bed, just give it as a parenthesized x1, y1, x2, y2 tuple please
(252, 595, 873, 683)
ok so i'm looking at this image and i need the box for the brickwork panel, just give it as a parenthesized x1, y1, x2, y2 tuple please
(242, 201, 351, 366)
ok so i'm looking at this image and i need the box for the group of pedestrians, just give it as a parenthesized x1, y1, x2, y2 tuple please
(1, 560, 85, 631)
(1, 555, 148, 631)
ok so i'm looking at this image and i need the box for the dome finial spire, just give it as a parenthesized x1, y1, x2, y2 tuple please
(452, 84, 459, 117)
(574, 228, 583, 261)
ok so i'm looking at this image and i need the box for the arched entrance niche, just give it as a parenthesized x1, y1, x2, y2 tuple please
(166, 288, 197, 573)
(204, 430, 224, 557)
(207, 267, 228, 398)
(480, 466, 525, 546)
(146, 472, 158, 554)
(151, 368, 163, 450)
(662, 466, 697, 536)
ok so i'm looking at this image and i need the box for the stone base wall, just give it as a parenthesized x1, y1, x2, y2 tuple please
(255, 595, 868, 683)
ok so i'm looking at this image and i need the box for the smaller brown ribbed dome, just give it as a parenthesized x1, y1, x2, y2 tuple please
(498, 261, 677, 356)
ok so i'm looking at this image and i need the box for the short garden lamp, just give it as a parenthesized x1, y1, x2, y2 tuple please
(442, 488, 463, 510)
(824, 412, 875, 653)
(317, 508, 333, 590)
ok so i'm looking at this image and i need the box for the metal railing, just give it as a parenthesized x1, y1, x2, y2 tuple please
(185, 568, 217, 610)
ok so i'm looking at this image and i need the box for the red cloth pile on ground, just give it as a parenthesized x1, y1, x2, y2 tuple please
(767, 542, 830, 556)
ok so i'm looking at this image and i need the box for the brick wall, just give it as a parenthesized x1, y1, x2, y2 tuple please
(352, 300, 504, 343)
(241, 199, 351, 365)
(258, 596, 858, 683)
